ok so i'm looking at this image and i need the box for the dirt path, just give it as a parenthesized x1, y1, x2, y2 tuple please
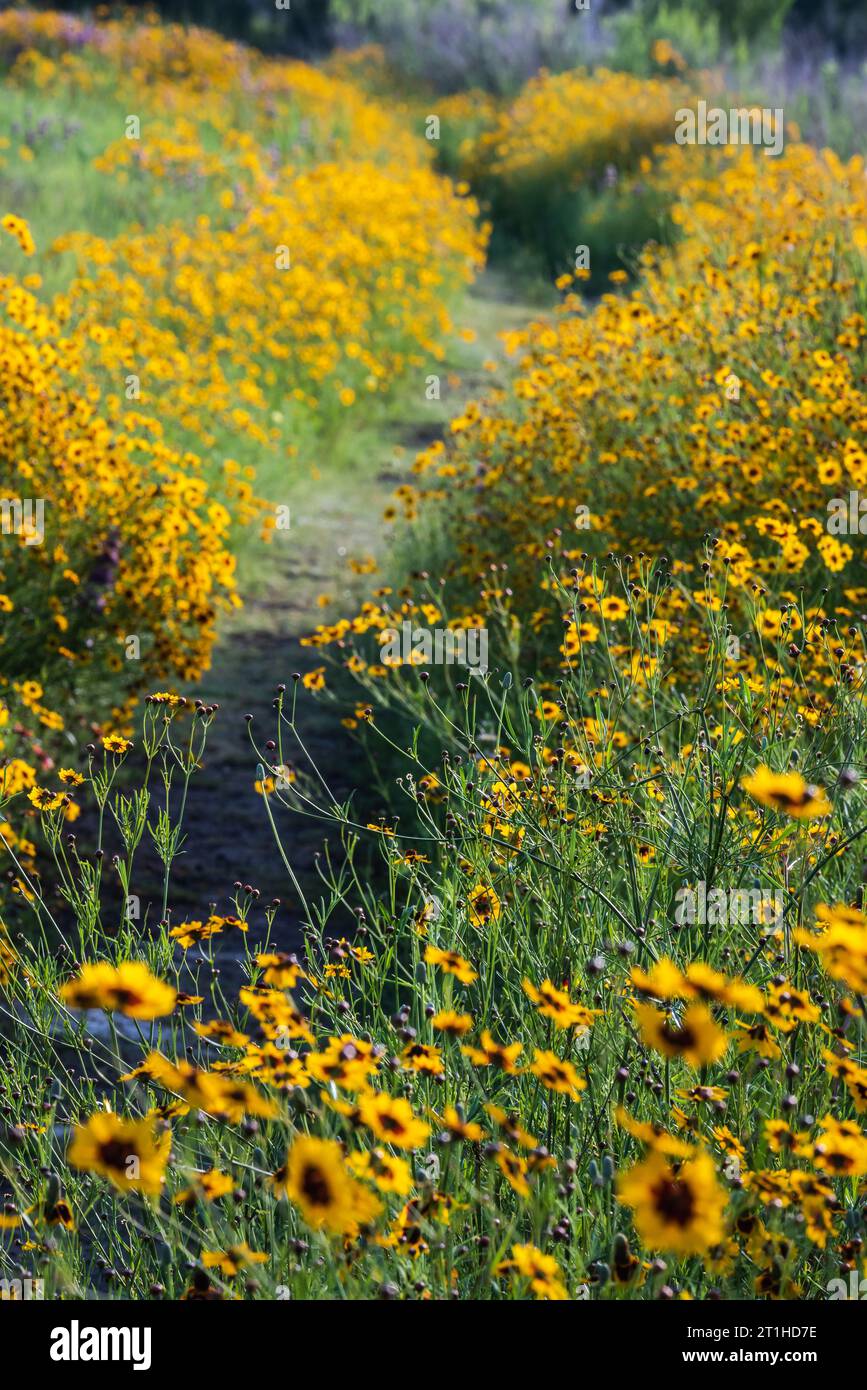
(167, 268, 547, 944)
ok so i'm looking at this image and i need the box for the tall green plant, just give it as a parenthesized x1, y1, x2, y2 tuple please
(634, 0, 794, 48)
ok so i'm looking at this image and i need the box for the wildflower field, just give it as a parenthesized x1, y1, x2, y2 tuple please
(1, 2, 867, 1326)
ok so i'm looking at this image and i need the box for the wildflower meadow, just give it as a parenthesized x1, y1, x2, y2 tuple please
(1, 0, 866, 1343)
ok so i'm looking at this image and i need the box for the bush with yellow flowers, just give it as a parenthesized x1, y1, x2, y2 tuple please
(308, 139, 866, 745)
(458, 65, 695, 276)
(0, 255, 253, 756)
(51, 154, 485, 464)
(1, 10, 487, 464)
(468, 66, 687, 184)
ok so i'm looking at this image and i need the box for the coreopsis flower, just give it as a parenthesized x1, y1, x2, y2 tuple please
(754, 1262, 800, 1299)
(41, 1198, 75, 1231)
(741, 767, 831, 819)
(238, 986, 312, 1043)
(122, 1051, 271, 1121)
(347, 1147, 413, 1195)
(401, 1041, 443, 1076)
(432, 1105, 487, 1143)
(201, 1076, 278, 1124)
(631, 957, 688, 1000)
(270, 1137, 346, 1225)
(0, 935, 19, 988)
(485, 1104, 538, 1150)
(357, 1092, 431, 1150)
(614, 1107, 695, 1158)
(681, 963, 764, 1014)
(202, 1243, 267, 1277)
(763, 980, 820, 1031)
(494, 1147, 531, 1197)
(611, 1233, 646, 1287)
(467, 882, 501, 927)
(735, 1019, 782, 1059)
(1, 213, 35, 255)
(528, 1049, 586, 1100)
(462, 1029, 523, 1072)
(305, 1035, 381, 1090)
(338, 938, 375, 966)
(711, 1126, 745, 1165)
(815, 903, 867, 931)
(634, 958, 763, 1014)
(174, 1169, 235, 1206)
(60, 961, 176, 1019)
(522, 976, 599, 1030)
(824, 1049, 867, 1113)
(676, 1085, 728, 1107)
(68, 1112, 170, 1196)
(795, 904, 867, 993)
(810, 1115, 867, 1178)
(634, 1001, 729, 1067)
(617, 1149, 727, 1256)
(430, 1009, 474, 1036)
(496, 1243, 568, 1301)
(169, 918, 216, 948)
(102, 734, 133, 756)
(244, 1044, 309, 1092)
(27, 786, 65, 812)
(423, 945, 478, 984)
(255, 951, 304, 989)
(764, 1119, 800, 1154)
(376, 1199, 428, 1257)
(273, 1136, 381, 1235)
(192, 1019, 249, 1048)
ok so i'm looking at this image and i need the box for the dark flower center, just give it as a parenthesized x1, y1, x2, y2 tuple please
(653, 1176, 696, 1227)
(98, 1139, 138, 1171)
(661, 1021, 696, 1048)
(112, 988, 144, 1007)
(301, 1164, 332, 1207)
(379, 1114, 404, 1134)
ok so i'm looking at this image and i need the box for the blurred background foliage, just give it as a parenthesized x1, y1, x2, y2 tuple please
(4, 0, 866, 70)
(2, 0, 862, 284)
(4, 0, 864, 173)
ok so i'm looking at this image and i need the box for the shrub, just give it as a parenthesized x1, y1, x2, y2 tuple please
(0, 262, 250, 731)
(460, 66, 692, 276)
(1, 10, 487, 457)
(310, 141, 867, 713)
